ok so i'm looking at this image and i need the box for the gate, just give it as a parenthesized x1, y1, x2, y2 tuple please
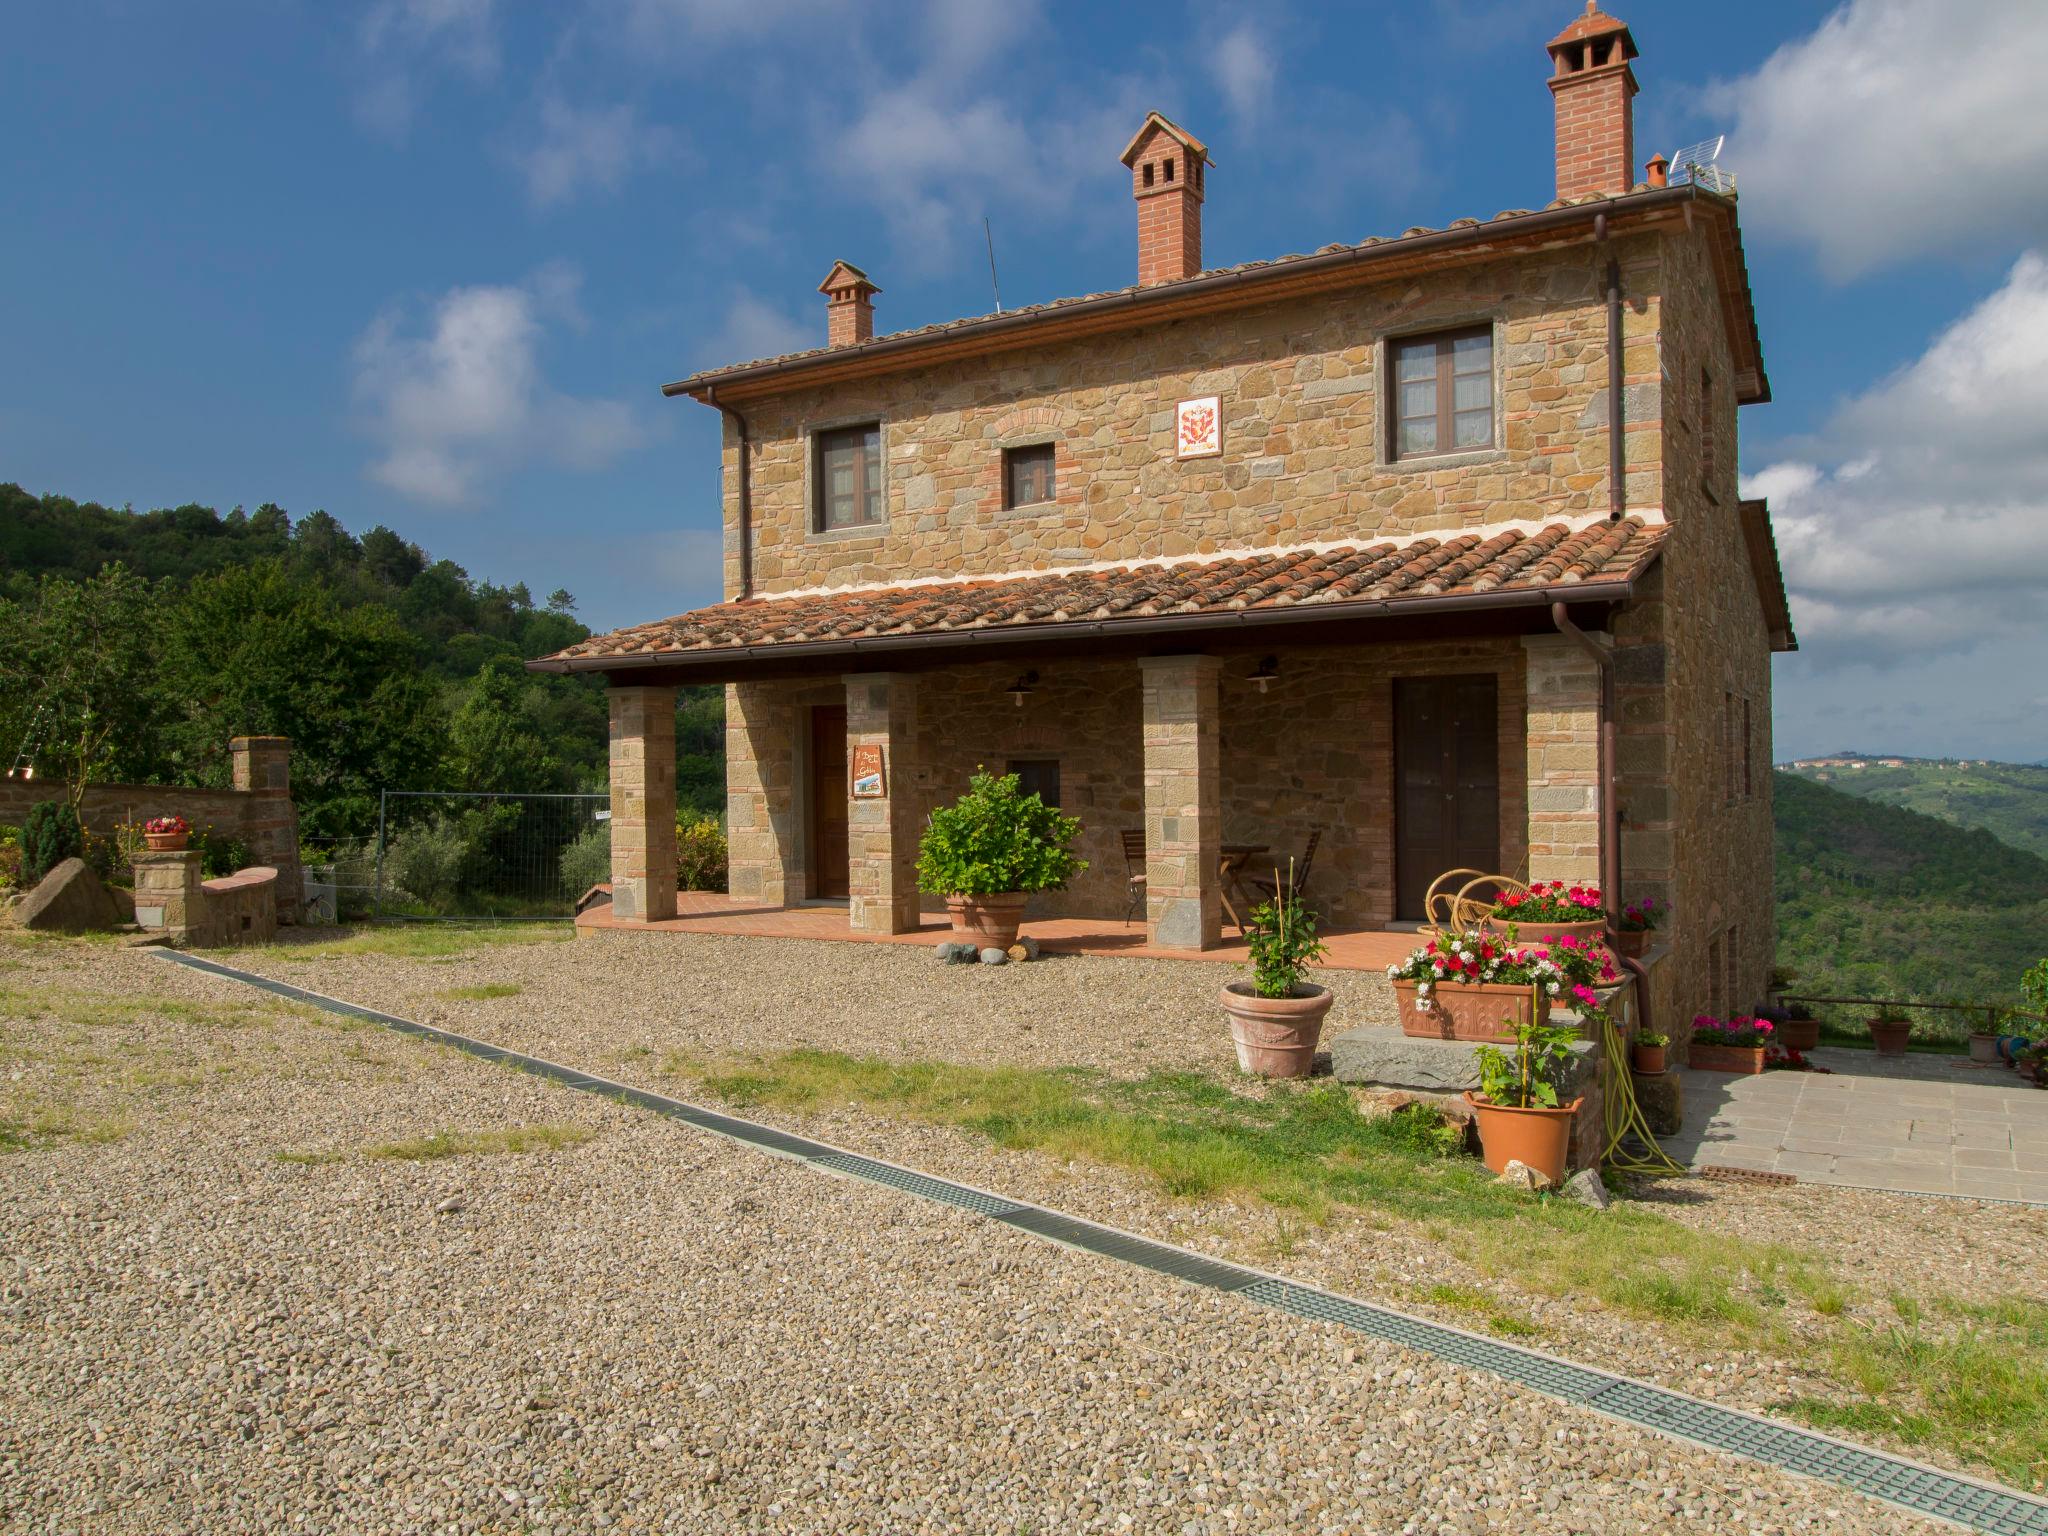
(372, 790, 609, 921)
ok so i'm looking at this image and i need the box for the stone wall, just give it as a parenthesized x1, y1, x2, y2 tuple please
(723, 637, 1534, 932)
(0, 736, 302, 924)
(719, 238, 1669, 598)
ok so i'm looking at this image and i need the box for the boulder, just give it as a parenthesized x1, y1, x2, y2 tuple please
(1329, 1025, 1598, 1097)
(1498, 1159, 1553, 1193)
(978, 947, 1009, 966)
(935, 941, 977, 964)
(17, 858, 120, 933)
(1563, 1167, 1611, 1209)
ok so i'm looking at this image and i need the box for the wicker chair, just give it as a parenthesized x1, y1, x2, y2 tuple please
(1119, 829, 1148, 926)
(1243, 830, 1321, 906)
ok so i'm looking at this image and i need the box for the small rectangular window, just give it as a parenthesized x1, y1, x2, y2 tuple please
(1742, 696, 1753, 799)
(815, 423, 882, 530)
(1007, 758, 1061, 808)
(1003, 443, 1056, 508)
(1700, 367, 1718, 498)
(1390, 327, 1493, 460)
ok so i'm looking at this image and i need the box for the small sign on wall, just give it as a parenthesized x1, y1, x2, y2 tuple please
(1176, 396, 1222, 459)
(851, 744, 886, 799)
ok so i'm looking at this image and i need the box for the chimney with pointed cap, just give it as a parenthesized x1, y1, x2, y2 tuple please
(1546, 2, 1639, 201)
(818, 260, 879, 347)
(1120, 112, 1211, 286)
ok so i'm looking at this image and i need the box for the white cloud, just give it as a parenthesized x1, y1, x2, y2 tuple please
(354, 0, 499, 140)
(352, 266, 651, 506)
(1209, 22, 1276, 127)
(1704, 0, 2048, 278)
(1747, 252, 2048, 668)
(703, 288, 815, 366)
(514, 95, 677, 207)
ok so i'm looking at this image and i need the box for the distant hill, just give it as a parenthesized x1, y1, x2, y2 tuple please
(1777, 757, 2048, 861)
(1774, 774, 2048, 1022)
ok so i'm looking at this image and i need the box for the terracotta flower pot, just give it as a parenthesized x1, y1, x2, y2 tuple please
(1690, 1043, 1766, 1074)
(944, 892, 1028, 949)
(1613, 928, 1651, 959)
(1220, 982, 1333, 1078)
(1463, 1091, 1584, 1184)
(1392, 979, 1547, 1043)
(1629, 1041, 1666, 1075)
(1777, 1016, 1821, 1053)
(1867, 1019, 1911, 1056)
(145, 832, 190, 852)
(1969, 1032, 2000, 1065)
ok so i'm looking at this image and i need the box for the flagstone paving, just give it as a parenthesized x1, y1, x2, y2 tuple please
(1665, 1049, 2048, 1203)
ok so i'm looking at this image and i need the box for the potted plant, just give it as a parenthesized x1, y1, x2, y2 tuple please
(1613, 896, 1664, 959)
(1488, 879, 1607, 946)
(1866, 1006, 1913, 1057)
(1778, 1000, 1821, 1054)
(915, 769, 1085, 949)
(1465, 1017, 1585, 1184)
(1219, 877, 1331, 1078)
(1629, 1029, 1668, 1075)
(1689, 1014, 1776, 1074)
(143, 814, 191, 852)
(1387, 932, 1612, 1042)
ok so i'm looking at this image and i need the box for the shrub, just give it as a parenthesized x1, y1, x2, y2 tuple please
(191, 823, 250, 878)
(915, 769, 1085, 897)
(1473, 1017, 1582, 1109)
(559, 823, 610, 897)
(388, 817, 482, 909)
(21, 801, 83, 886)
(1244, 883, 1327, 999)
(0, 824, 20, 890)
(676, 814, 728, 892)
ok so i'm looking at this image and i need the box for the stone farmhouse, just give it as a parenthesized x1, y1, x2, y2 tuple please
(532, 3, 1796, 1028)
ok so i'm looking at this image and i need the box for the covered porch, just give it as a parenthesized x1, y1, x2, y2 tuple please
(532, 520, 1667, 955)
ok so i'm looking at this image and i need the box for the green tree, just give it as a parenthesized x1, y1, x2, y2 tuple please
(444, 657, 561, 795)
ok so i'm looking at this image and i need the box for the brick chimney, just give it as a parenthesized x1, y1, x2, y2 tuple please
(818, 260, 879, 347)
(1546, 2, 1639, 201)
(1119, 112, 1210, 286)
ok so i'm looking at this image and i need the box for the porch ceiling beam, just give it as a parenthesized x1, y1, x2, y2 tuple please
(534, 578, 1637, 685)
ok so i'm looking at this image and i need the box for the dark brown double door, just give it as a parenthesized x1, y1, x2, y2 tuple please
(808, 705, 850, 900)
(1394, 675, 1500, 920)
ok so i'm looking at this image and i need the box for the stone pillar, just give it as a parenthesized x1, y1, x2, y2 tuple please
(133, 849, 207, 945)
(843, 673, 920, 935)
(230, 735, 301, 924)
(726, 682, 798, 906)
(1141, 655, 1221, 950)
(608, 685, 677, 923)
(1522, 634, 1603, 887)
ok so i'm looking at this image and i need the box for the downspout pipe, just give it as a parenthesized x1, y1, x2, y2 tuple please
(1552, 600, 1653, 1039)
(701, 388, 754, 601)
(1605, 249, 1625, 522)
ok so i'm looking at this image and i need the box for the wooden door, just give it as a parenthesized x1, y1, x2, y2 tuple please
(1394, 675, 1500, 920)
(808, 705, 850, 900)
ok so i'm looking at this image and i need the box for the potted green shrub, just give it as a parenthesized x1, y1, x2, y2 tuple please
(915, 768, 1084, 949)
(1629, 1029, 1668, 1076)
(1219, 875, 1331, 1078)
(1866, 1005, 1912, 1056)
(1465, 1017, 1585, 1183)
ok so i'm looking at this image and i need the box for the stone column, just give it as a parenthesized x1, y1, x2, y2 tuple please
(726, 682, 798, 906)
(1521, 634, 1603, 887)
(230, 735, 301, 924)
(843, 673, 920, 935)
(608, 685, 677, 922)
(133, 849, 207, 945)
(1141, 655, 1221, 950)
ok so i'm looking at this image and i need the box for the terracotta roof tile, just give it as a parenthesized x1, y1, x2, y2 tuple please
(542, 518, 1666, 670)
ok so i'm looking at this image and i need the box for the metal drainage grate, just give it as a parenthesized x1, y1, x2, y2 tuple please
(994, 1207, 1257, 1292)
(810, 1153, 1026, 1217)
(152, 950, 2048, 1536)
(1700, 1164, 1799, 1187)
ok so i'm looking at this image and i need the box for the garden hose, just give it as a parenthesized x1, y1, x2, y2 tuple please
(1599, 1007, 1686, 1176)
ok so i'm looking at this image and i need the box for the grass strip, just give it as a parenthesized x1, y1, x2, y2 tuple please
(363, 1123, 594, 1160)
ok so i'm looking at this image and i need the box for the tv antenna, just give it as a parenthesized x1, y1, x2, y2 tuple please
(983, 216, 1003, 314)
(1668, 134, 1735, 194)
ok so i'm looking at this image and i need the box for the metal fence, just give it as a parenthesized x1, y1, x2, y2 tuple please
(370, 790, 609, 922)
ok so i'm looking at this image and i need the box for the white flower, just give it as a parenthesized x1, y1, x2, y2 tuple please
(1386, 964, 1400, 979)
(1547, 981, 1561, 995)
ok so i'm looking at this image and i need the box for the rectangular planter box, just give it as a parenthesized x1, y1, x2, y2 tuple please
(1689, 1042, 1766, 1075)
(1392, 979, 1547, 1043)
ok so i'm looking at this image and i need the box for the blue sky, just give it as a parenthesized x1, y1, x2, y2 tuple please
(6, 0, 2048, 760)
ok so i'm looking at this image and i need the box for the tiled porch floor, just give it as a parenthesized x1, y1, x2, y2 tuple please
(1665, 1048, 2048, 1203)
(576, 890, 1420, 971)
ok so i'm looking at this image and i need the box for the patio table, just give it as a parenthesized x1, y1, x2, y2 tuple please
(1218, 844, 1271, 933)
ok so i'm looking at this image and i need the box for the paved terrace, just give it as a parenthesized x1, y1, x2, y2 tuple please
(577, 889, 1421, 970)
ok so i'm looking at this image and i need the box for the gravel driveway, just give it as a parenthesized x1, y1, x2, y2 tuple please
(0, 936, 1951, 1535)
